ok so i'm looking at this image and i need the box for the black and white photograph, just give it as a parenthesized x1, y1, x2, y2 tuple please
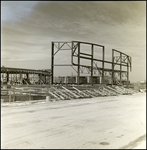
(1, 1, 146, 149)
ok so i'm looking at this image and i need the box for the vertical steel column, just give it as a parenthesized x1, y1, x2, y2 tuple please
(7, 72, 9, 83)
(71, 41, 73, 64)
(112, 49, 114, 85)
(91, 44, 94, 86)
(127, 56, 129, 87)
(120, 53, 122, 84)
(77, 42, 80, 85)
(26, 73, 29, 80)
(51, 42, 54, 85)
(11, 73, 12, 82)
(102, 46, 105, 84)
(20, 73, 22, 84)
(26, 73, 29, 84)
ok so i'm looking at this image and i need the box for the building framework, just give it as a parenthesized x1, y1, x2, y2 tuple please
(1, 41, 132, 86)
(51, 41, 132, 85)
(1, 67, 51, 85)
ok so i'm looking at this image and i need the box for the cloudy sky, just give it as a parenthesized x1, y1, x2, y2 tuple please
(1, 1, 146, 82)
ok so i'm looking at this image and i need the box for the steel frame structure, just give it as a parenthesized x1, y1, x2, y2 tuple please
(51, 41, 132, 85)
(1, 67, 51, 85)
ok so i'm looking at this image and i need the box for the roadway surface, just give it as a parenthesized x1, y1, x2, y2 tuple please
(1, 92, 146, 149)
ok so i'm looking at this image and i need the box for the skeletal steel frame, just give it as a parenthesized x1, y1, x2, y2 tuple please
(1, 67, 51, 85)
(51, 41, 132, 86)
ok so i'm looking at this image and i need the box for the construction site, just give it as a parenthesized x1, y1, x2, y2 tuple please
(1, 41, 138, 102)
(1, 41, 146, 149)
(1, 1, 146, 148)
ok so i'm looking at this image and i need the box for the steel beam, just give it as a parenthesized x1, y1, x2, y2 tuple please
(113, 49, 130, 58)
(72, 63, 127, 73)
(1, 67, 51, 75)
(72, 41, 104, 47)
(73, 55, 128, 67)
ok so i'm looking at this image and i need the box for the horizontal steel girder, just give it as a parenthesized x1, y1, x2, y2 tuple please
(1, 67, 51, 75)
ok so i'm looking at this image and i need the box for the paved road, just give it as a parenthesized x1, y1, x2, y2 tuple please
(1, 93, 146, 149)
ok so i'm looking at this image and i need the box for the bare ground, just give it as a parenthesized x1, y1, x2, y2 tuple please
(1, 93, 146, 149)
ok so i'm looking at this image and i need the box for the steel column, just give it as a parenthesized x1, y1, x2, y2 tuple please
(77, 42, 80, 85)
(20, 73, 22, 84)
(71, 42, 73, 64)
(91, 44, 94, 86)
(120, 53, 122, 84)
(26, 73, 29, 80)
(7, 73, 9, 82)
(51, 42, 54, 84)
(112, 49, 114, 85)
(127, 56, 129, 87)
(102, 46, 105, 83)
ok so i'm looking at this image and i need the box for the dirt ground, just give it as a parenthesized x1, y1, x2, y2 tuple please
(1, 92, 146, 149)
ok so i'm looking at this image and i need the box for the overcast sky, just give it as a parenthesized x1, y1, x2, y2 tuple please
(1, 1, 146, 82)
